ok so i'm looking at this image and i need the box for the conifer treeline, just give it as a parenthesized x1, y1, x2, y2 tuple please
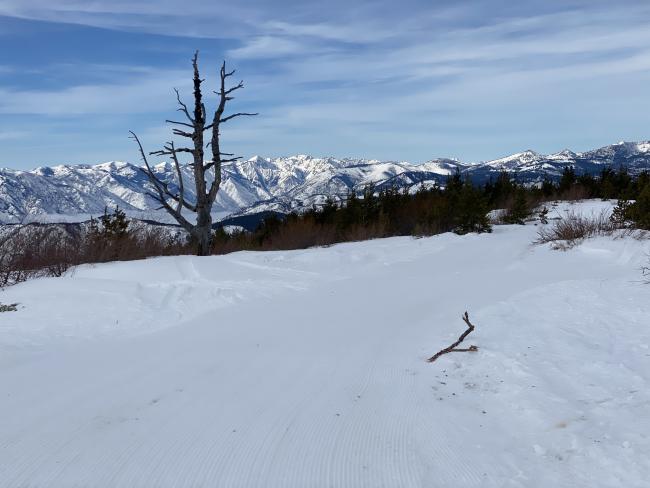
(213, 167, 650, 253)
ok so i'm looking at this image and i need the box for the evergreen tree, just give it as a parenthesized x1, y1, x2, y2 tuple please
(99, 206, 129, 239)
(627, 183, 650, 230)
(503, 186, 530, 224)
(540, 177, 556, 197)
(559, 166, 577, 194)
(452, 182, 491, 234)
(610, 199, 632, 227)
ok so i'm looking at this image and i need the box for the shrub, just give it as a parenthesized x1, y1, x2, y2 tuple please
(0, 217, 187, 287)
(536, 210, 618, 249)
(0, 303, 18, 312)
(626, 184, 650, 230)
(0, 224, 77, 286)
(451, 183, 492, 234)
(610, 199, 633, 227)
(502, 187, 532, 224)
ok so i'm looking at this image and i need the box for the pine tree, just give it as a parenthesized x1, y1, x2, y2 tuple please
(503, 187, 530, 224)
(452, 182, 491, 234)
(540, 177, 556, 197)
(627, 183, 650, 230)
(99, 206, 129, 239)
(610, 199, 632, 227)
(559, 166, 577, 194)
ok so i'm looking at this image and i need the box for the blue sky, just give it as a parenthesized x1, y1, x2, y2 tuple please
(1, 0, 650, 169)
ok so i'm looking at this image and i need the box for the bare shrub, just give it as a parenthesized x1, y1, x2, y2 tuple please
(81, 222, 187, 263)
(0, 224, 77, 286)
(558, 184, 591, 201)
(0, 303, 18, 312)
(0, 221, 188, 287)
(536, 209, 619, 249)
(264, 218, 337, 250)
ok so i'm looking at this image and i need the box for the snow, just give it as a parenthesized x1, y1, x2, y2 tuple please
(1, 201, 649, 487)
(3, 140, 650, 224)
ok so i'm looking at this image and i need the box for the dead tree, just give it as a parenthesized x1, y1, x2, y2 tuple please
(130, 51, 256, 256)
(427, 311, 478, 362)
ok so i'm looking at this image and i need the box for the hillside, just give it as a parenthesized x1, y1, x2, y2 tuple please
(1, 201, 648, 487)
(1, 141, 649, 224)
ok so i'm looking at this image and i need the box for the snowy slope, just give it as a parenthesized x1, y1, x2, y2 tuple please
(1, 140, 650, 224)
(1, 201, 649, 487)
(0, 156, 457, 224)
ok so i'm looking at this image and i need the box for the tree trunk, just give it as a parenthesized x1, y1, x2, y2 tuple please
(193, 206, 213, 256)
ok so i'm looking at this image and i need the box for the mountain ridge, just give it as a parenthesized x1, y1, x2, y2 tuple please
(1, 140, 649, 224)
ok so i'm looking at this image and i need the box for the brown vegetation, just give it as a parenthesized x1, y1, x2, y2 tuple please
(535, 209, 619, 249)
(0, 217, 187, 287)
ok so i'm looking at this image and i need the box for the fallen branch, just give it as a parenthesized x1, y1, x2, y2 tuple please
(427, 311, 478, 362)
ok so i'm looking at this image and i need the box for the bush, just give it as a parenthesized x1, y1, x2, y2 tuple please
(0, 302, 18, 312)
(536, 210, 618, 249)
(626, 184, 650, 230)
(0, 224, 77, 286)
(502, 187, 532, 224)
(450, 182, 492, 234)
(0, 215, 188, 287)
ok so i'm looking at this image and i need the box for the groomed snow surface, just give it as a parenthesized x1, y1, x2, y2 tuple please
(1, 201, 649, 487)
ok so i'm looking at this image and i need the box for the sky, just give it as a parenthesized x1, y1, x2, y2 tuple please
(0, 0, 650, 169)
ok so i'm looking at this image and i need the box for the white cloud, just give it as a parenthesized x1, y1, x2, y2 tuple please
(228, 36, 315, 59)
(0, 130, 29, 140)
(1, 0, 650, 165)
(0, 68, 191, 115)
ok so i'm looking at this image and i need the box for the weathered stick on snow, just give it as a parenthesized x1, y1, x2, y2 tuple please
(427, 311, 478, 362)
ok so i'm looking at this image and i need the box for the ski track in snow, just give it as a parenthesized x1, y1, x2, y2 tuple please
(0, 200, 649, 487)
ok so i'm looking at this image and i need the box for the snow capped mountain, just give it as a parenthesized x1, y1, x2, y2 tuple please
(1, 141, 649, 224)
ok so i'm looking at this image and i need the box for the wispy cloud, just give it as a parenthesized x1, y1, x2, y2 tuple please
(228, 36, 318, 59)
(0, 0, 649, 167)
(0, 130, 29, 140)
(0, 68, 191, 114)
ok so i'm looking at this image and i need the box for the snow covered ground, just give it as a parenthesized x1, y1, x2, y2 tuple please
(1, 201, 649, 487)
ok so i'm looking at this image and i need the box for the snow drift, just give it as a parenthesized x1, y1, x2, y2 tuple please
(0, 201, 648, 487)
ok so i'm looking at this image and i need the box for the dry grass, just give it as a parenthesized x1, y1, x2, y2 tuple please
(535, 209, 619, 250)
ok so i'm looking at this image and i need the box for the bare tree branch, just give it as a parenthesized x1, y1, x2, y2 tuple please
(204, 156, 241, 172)
(165, 119, 194, 128)
(150, 147, 194, 156)
(219, 112, 259, 124)
(129, 131, 195, 230)
(171, 128, 194, 138)
(427, 312, 479, 363)
(174, 88, 193, 123)
(224, 80, 244, 95)
(167, 141, 187, 214)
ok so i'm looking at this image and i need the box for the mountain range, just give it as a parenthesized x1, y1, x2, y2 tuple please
(1, 140, 649, 225)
